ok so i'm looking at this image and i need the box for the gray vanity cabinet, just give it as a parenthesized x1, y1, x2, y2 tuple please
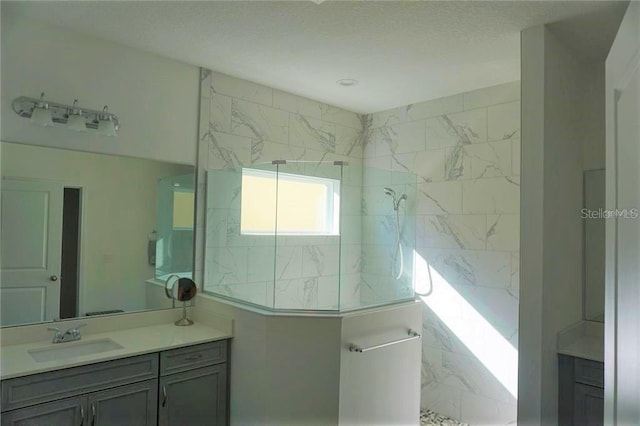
(0, 395, 84, 426)
(3, 381, 158, 426)
(158, 342, 228, 426)
(1, 353, 159, 426)
(1, 339, 229, 426)
(558, 354, 604, 426)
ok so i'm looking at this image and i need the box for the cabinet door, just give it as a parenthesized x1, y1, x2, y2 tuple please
(0, 395, 86, 426)
(159, 365, 227, 426)
(88, 380, 157, 426)
(574, 383, 604, 426)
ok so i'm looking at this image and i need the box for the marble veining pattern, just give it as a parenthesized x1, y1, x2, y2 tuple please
(210, 93, 232, 134)
(205, 130, 251, 170)
(426, 109, 487, 149)
(367, 82, 520, 424)
(420, 215, 486, 250)
(289, 114, 336, 153)
(231, 98, 289, 143)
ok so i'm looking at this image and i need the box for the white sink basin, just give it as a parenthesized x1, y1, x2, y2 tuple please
(28, 338, 123, 363)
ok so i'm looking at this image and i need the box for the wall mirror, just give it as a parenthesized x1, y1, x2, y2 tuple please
(583, 168, 605, 322)
(0, 141, 195, 327)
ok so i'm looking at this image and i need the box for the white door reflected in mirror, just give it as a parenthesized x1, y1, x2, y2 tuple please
(0, 178, 63, 326)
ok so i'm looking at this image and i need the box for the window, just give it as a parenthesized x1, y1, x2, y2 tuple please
(240, 168, 340, 236)
(173, 191, 194, 229)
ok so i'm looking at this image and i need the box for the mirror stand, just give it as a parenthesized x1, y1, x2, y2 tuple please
(165, 275, 197, 327)
(175, 301, 194, 327)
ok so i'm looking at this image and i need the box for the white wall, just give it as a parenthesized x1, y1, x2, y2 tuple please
(582, 63, 606, 171)
(0, 14, 199, 164)
(519, 24, 606, 425)
(1, 142, 191, 315)
(605, 2, 640, 424)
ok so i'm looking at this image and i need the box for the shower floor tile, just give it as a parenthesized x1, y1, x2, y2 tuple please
(420, 410, 468, 426)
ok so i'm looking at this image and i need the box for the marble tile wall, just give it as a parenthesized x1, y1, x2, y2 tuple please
(197, 70, 364, 310)
(364, 81, 520, 425)
(195, 70, 520, 425)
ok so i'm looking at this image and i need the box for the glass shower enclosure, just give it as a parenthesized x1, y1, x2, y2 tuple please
(155, 173, 195, 281)
(204, 160, 416, 312)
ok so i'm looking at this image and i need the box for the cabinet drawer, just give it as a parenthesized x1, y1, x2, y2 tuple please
(574, 358, 604, 388)
(160, 341, 227, 376)
(1, 353, 158, 412)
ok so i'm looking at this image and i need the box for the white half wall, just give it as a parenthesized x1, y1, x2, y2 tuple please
(195, 295, 422, 426)
(339, 302, 422, 425)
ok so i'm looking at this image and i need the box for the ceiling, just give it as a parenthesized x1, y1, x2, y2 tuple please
(2, 1, 628, 114)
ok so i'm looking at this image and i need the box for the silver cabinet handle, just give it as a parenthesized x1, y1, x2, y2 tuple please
(90, 403, 96, 426)
(162, 385, 167, 407)
(80, 405, 84, 426)
(185, 354, 202, 361)
(50, 275, 58, 281)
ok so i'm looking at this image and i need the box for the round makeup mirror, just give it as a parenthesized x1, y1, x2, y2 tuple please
(164, 275, 197, 326)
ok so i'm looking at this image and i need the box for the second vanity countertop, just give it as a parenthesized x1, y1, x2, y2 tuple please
(557, 320, 604, 362)
(0, 322, 232, 381)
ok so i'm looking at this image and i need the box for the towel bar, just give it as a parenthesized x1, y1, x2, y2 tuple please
(348, 329, 421, 353)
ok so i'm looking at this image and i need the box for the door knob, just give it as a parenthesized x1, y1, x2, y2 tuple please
(50, 275, 58, 281)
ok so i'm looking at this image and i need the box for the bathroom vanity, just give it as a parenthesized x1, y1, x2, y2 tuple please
(557, 321, 604, 426)
(558, 355, 604, 426)
(0, 320, 231, 426)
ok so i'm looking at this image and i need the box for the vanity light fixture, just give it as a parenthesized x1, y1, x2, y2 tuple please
(12, 93, 120, 136)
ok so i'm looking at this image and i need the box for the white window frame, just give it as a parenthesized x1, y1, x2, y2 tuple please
(240, 168, 341, 236)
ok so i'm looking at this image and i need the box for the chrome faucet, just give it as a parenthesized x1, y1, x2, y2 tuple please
(47, 324, 87, 343)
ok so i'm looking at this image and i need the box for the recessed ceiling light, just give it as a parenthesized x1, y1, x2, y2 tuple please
(336, 79, 358, 87)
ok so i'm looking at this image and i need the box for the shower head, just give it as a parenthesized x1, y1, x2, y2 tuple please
(395, 193, 408, 210)
(384, 187, 408, 211)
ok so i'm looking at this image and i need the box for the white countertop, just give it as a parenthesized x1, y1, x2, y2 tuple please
(0, 322, 232, 380)
(557, 320, 604, 362)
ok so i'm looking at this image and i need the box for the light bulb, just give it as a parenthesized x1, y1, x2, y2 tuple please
(67, 100, 87, 132)
(67, 114, 87, 132)
(98, 105, 118, 137)
(30, 92, 54, 127)
(31, 106, 53, 127)
(98, 117, 118, 137)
